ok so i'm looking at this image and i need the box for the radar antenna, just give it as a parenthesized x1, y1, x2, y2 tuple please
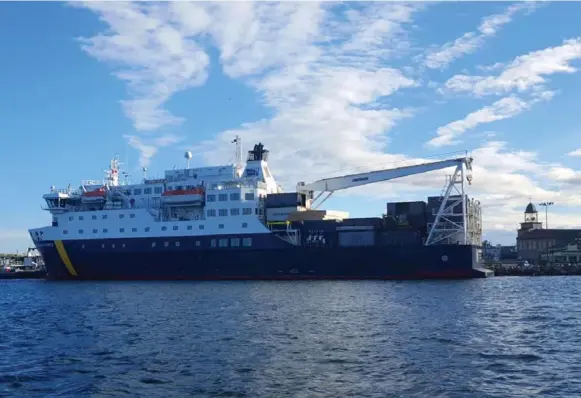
(232, 135, 243, 177)
(184, 151, 193, 169)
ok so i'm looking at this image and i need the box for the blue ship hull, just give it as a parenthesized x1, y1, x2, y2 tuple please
(33, 233, 491, 280)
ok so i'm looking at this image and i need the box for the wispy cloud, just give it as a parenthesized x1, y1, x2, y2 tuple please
(124, 134, 184, 168)
(444, 37, 581, 96)
(426, 90, 554, 148)
(568, 148, 581, 157)
(423, 2, 535, 70)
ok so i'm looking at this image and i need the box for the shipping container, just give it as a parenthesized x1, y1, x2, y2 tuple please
(341, 217, 383, 228)
(386, 200, 427, 217)
(266, 206, 305, 222)
(266, 192, 307, 208)
(338, 230, 376, 247)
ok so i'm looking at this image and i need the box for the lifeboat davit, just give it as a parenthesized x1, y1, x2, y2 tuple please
(81, 187, 107, 203)
(161, 187, 205, 206)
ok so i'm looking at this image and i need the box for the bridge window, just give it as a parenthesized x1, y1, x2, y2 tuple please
(231, 238, 240, 247)
(207, 194, 216, 202)
(219, 194, 228, 201)
(242, 208, 252, 215)
(230, 193, 240, 201)
(154, 187, 162, 194)
(231, 208, 240, 216)
(207, 209, 216, 217)
(218, 209, 228, 217)
(245, 193, 255, 201)
(242, 237, 253, 247)
(144, 188, 152, 195)
(134, 188, 142, 195)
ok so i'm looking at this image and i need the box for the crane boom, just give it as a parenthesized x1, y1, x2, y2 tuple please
(297, 156, 472, 193)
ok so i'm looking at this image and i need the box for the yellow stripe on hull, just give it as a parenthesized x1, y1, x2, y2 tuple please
(54, 240, 79, 277)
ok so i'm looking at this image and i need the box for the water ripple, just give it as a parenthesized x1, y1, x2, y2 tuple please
(1, 277, 581, 397)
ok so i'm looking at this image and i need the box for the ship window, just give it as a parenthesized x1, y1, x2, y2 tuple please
(79, 216, 84, 221)
(81, 244, 85, 249)
(207, 209, 216, 217)
(130, 214, 135, 218)
(120, 228, 125, 233)
(218, 209, 228, 217)
(132, 228, 137, 232)
(175, 241, 180, 247)
(145, 227, 150, 232)
(69, 216, 73, 221)
(119, 214, 125, 219)
(162, 226, 167, 231)
(63, 230, 68, 234)
(255, 208, 259, 215)
(207, 194, 216, 202)
(93, 229, 98, 233)
(92, 215, 97, 220)
(122, 244, 126, 248)
(219, 238, 228, 247)
(103, 228, 108, 233)
(144, 188, 152, 194)
(79, 229, 83, 234)
(173, 226, 178, 231)
(134, 188, 142, 195)
(112, 244, 115, 248)
(152, 242, 156, 248)
(164, 242, 169, 247)
(231, 238, 240, 247)
(187, 225, 193, 230)
(199, 225, 205, 230)
(242, 222, 248, 228)
(102, 214, 107, 219)
(230, 193, 240, 201)
(218, 194, 228, 201)
(196, 241, 200, 247)
(102, 244, 105, 249)
(242, 208, 252, 215)
(210, 239, 217, 247)
(176, 186, 183, 191)
(219, 224, 224, 229)
(231, 208, 240, 216)
(245, 193, 255, 201)
(154, 187, 162, 194)
(242, 237, 252, 247)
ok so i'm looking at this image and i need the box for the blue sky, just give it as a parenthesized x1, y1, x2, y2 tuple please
(1, 1, 580, 252)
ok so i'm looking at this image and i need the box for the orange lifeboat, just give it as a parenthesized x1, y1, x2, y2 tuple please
(161, 187, 205, 206)
(81, 187, 107, 203)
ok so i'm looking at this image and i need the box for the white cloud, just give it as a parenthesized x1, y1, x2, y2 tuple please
(426, 90, 554, 147)
(124, 134, 184, 168)
(445, 37, 581, 96)
(423, 3, 535, 70)
(568, 148, 581, 157)
(75, 2, 581, 243)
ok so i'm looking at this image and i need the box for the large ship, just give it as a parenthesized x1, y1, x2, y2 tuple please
(29, 138, 492, 280)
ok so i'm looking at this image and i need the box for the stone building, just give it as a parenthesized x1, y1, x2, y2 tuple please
(516, 202, 581, 263)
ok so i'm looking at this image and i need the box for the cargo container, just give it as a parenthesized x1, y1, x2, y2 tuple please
(265, 192, 308, 208)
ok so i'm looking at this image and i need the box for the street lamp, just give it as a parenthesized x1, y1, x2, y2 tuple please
(539, 202, 554, 229)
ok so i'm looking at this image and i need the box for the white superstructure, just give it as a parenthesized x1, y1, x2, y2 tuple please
(30, 138, 481, 247)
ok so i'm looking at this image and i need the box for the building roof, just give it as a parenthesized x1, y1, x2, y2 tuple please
(525, 202, 537, 214)
(518, 228, 581, 243)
